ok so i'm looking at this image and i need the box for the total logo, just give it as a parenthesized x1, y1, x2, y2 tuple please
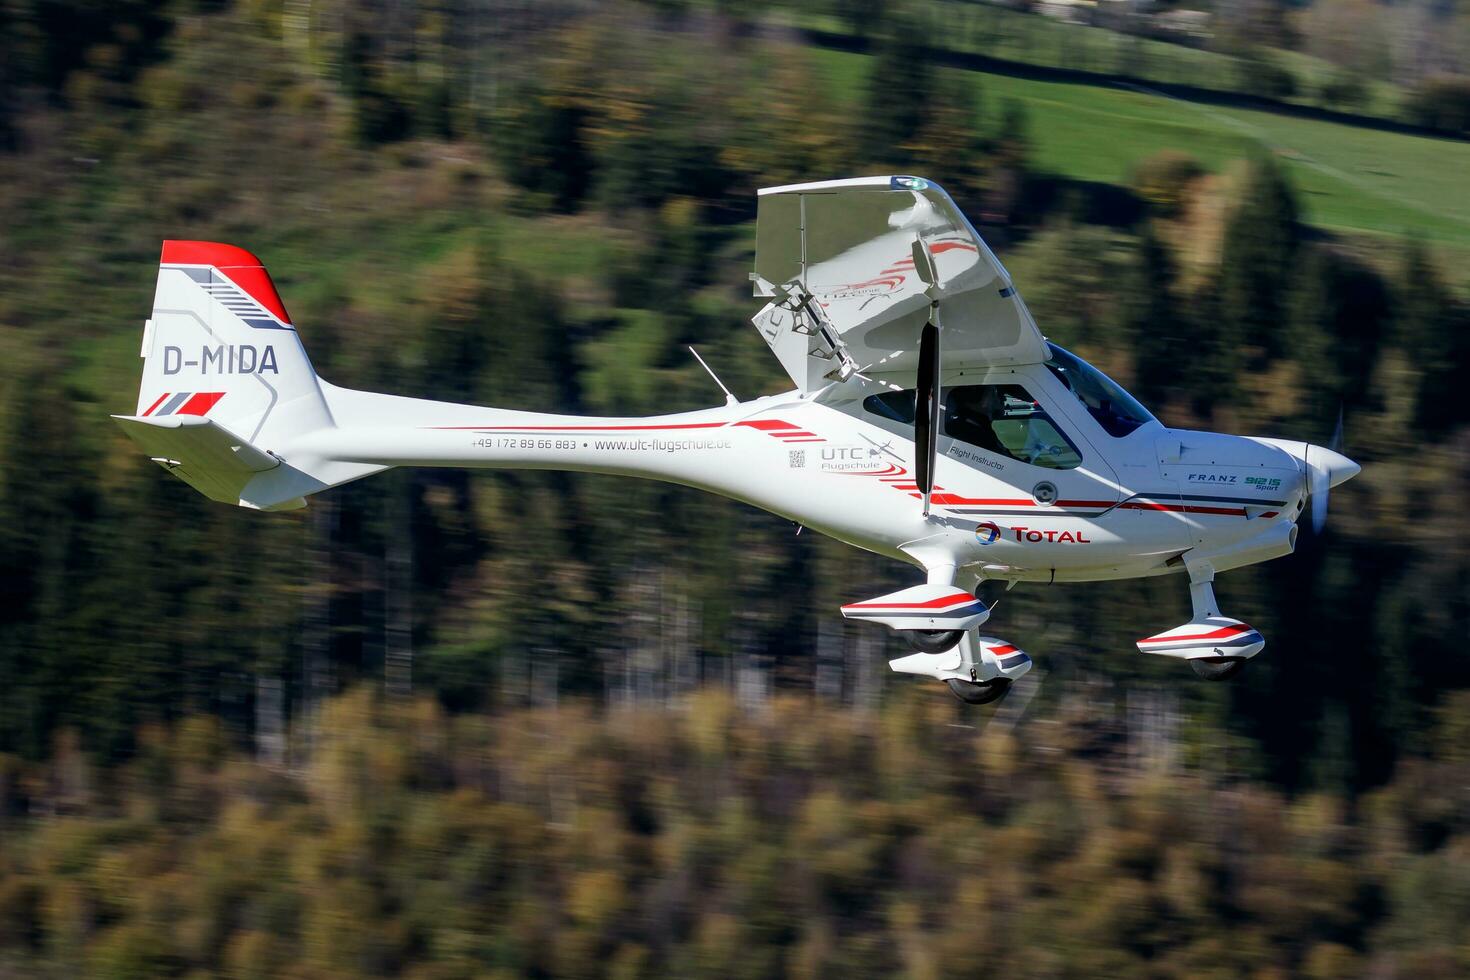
(975, 522, 1092, 544)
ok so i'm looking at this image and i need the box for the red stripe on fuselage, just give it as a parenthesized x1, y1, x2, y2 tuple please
(426, 422, 728, 431)
(424, 418, 817, 438)
(141, 393, 169, 417)
(916, 492, 1249, 517)
(736, 419, 800, 431)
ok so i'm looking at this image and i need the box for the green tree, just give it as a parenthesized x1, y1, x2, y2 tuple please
(594, 83, 732, 213)
(0, 370, 106, 757)
(834, 0, 888, 39)
(341, 30, 411, 146)
(1217, 155, 1301, 373)
(1122, 225, 1185, 408)
(496, 84, 595, 212)
(1397, 240, 1469, 434)
(858, 13, 932, 168)
(908, 72, 985, 205)
(1288, 246, 1391, 423)
(980, 98, 1032, 226)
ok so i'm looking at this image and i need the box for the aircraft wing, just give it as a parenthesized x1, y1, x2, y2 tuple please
(751, 176, 1047, 392)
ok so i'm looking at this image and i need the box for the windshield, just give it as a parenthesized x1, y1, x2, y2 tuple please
(1044, 343, 1155, 438)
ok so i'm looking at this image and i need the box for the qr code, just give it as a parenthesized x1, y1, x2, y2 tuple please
(789, 450, 806, 468)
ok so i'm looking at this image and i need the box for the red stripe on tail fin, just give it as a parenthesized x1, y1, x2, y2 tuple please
(177, 392, 225, 416)
(159, 241, 292, 325)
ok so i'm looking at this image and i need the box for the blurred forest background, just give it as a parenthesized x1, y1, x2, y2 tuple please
(2, 0, 1470, 976)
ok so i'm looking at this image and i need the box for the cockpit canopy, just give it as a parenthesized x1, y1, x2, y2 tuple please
(1042, 343, 1155, 438)
(861, 343, 1156, 470)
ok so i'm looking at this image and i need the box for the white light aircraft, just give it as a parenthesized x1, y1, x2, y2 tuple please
(116, 176, 1360, 704)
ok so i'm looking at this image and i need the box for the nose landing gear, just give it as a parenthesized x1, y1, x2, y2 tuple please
(1139, 570, 1264, 681)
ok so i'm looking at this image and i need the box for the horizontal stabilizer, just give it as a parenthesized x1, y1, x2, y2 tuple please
(112, 414, 302, 510)
(841, 584, 990, 631)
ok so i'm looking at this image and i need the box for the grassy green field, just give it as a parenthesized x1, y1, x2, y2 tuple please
(788, 2, 1409, 119)
(813, 46, 1470, 247)
(788, 5, 1244, 90)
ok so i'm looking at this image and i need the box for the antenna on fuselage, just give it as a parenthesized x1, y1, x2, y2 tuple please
(688, 346, 738, 406)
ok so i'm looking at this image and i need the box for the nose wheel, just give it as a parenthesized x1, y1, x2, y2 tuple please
(1188, 657, 1247, 681)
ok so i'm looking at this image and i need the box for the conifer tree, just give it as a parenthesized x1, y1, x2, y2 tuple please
(1397, 239, 1468, 434)
(1217, 155, 1301, 370)
(859, 12, 932, 169)
(907, 72, 985, 205)
(1288, 246, 1390, 424)
(981, 99, 1032, 227)
(1122, 225, 1183, 408)
(496, 85, 594, 212)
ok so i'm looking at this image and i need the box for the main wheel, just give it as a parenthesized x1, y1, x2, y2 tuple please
(905, 629, 966, 653)
(1189, 657, 1247, 681)
(945, 677, 1012, 705)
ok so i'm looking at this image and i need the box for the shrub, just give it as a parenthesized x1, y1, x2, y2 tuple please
(1236, 52, 1298, 101)
(1405, 75, 1470, 136)
(1130, 150, 1206, 216)
(1319, 71, 1368, 113)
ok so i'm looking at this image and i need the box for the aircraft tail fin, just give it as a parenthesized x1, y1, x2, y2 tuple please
(131, 241, 331, 441)
(117, 242, 380, 508)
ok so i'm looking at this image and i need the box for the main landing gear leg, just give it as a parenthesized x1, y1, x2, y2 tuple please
(904, 562, 967, 653)
(879, 569, 1033, 705)
(844, 562, 1032, 704)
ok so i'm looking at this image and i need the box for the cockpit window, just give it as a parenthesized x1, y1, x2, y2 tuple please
(863, 389, 916, 424)
(862, 384, 1082, 469)
(1044, 343, 1155, 438)
(944, 384, 1082, 469)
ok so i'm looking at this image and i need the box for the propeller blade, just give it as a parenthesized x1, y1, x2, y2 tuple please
(1303, 441, 1330, 534)
(915, 320, 941, 516)
(1310, 463, 1330, 533)
(1307, 409, 1348, 534)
